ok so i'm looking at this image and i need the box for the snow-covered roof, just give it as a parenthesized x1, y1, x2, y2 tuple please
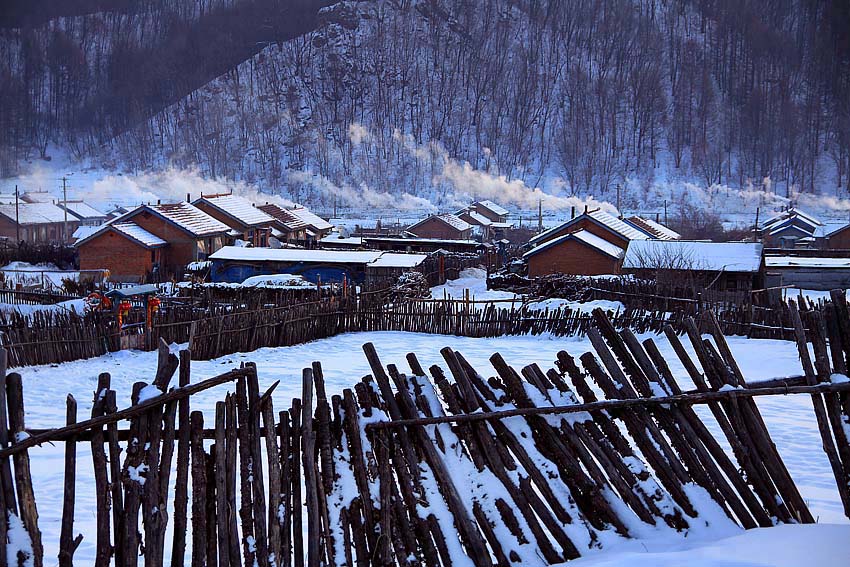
(0, 194, 16, 205)
(524, 229, 625, 260)
(210, 246, 383, 264)
(0, 203, 69, 225)
(367, 253, 428, 269)
(463, 210, 493, 226)
(623, 240, 763, 273)
(111, 222, 167, 248)
(145, 203, 230, 237)
(20, 191, 55, 203)
(194, 195, 276, 227)
(764, 256, 850, 269)
(529, 209, 650, 246)
(625, 216, 681, 240)
(257, 204, 308, 231)
(319, 233, 364, 247)
(475, 200, 509, 217)
(410, 213, 472, 234)
(814, 222, 849, 238)
(287, 207, 333, 232)
(72, 225, 99, 240)
(763, 208, 822, 229)
(59, 201, 106, 220)
(365, 236, 481, 246)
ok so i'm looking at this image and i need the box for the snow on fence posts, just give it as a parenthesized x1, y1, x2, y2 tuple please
(1, 309, 850, 565)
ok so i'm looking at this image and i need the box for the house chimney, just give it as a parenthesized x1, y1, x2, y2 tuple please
(571, 206, 575, 219)
(157, 199, 161, 205)
(584, 205, 588, 214)
(187, 193, 190, 202)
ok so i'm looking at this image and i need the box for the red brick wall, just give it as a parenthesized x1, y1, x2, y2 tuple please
(130, 212, 199, 267)
(409, 217, 470, 240)
(527, 239, 621, 277)
(79, 231, 156, 278)
(827, 227, 850, 249)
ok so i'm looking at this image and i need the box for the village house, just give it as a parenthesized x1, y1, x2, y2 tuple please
(192, 194, 278, 247)
(407, 213, 473, 240)
(0, 202, 77, 243)
(257, 203, 310, 244)
(527, 208, 651, 251)
(759, 208, 822, 248)
(76, 202, 230, 280)
(622, 240, 764, 292)
(58, 200, 108, 227)
(523, 229, 625, 277)
(287, 206, 334, 239)
(456, 200, 512, 240)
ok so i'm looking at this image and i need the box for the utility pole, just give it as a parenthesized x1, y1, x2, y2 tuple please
(663, 199, 668, 226)
(14, 185, 20, 243)
(537, 199, 543, 232)
(616, 183, 621, 215)
(61, 176, 68, 243)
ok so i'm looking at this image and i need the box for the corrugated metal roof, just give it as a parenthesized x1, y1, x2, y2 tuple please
(149, 203, 230, 237)
(623, 240, 763, 273)
(0, 203, 69, 224)
(195, 195, 276, 227)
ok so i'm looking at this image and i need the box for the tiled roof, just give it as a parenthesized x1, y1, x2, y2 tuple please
(258, 204, 309, 231)
(194, 195, 276, 227)
(0, 203, 69, 225)
(529, 209, 650, 246)
(148, 202, 230, 237)
(410, 213, 472, 234)
(625, 216, 680, 240)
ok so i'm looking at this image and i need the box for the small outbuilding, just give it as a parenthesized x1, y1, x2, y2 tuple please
(764, 255, 850, 291)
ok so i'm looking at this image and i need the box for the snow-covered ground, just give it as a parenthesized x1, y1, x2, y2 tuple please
(14, 328, 848, 564)
(0, 261, 78, 289)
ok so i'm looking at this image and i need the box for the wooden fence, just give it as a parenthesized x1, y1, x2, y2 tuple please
(0, 307, 848, 566)
(0, 285, 836, 368)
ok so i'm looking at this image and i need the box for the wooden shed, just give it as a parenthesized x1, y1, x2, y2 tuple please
(764, 255, 850, 291)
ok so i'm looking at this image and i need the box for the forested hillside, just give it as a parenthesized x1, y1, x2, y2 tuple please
(3, 0, 850, 212)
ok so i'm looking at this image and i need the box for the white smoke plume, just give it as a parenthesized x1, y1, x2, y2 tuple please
(286, 170, 437, 213)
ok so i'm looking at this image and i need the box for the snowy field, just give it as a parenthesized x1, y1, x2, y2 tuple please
(14, 328, 850, 565)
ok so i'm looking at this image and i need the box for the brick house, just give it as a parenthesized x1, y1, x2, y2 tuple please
(192, 194, 278, 247)
(0, 202, 77, 243)
(527, 209, 650, 251)
(407, 214, 472, 240)
(76, 203, 230, 280)
(76, 222, 167, 281)
(523, 230, 625, 277)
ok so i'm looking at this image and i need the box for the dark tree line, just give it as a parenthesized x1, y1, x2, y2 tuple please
(2, 0, 850, 205)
